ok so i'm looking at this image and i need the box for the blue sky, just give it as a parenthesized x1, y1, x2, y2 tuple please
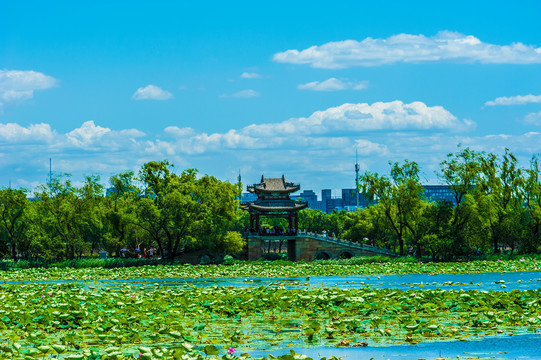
(2, 1, 541, 195)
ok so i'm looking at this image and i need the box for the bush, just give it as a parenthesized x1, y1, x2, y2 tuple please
(223, 255, 235, 265)
(199, 255, 212, 265)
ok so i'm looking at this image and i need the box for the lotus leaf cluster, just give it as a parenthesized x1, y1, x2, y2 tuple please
(0, 281, 540, 359)
(0, 257, 539, 281)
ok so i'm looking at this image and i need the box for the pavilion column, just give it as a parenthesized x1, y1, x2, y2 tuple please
(294, 213, 299, 233)
(255, 214, 260, 233)
(249, 214, 254, 232)
(288, 214, 293, 230)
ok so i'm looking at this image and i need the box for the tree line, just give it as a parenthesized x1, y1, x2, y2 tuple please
(2, 147, 541, 262)
(295, 147, 541, 259)
(0, 160, 244, 261)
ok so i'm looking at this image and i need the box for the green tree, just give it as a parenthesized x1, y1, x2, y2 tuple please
(341, 204, 394, 248)
(104, 171, 139, 256)
(34, 175, 89, 259)
(137, 161, 243, 259)
(298, 208, 327, 234)
(439, 147, 485, 255)
(522, 155, 541, 253)
(417, 201, 453, 260)
(0, 188, 30, 261)
(360, 160, 425, 255)
(478, 149, 525, 254)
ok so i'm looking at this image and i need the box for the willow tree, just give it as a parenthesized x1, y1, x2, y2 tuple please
(478, 149, 525, 254)
(360, 160, 425, 255)
(439, 147, 487, 254)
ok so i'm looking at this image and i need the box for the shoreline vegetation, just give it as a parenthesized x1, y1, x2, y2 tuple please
(3, 148, 541, 266)
(0, 255, 539, 281)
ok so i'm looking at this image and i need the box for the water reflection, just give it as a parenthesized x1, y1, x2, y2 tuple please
(4, 270, 541, 291)
(244, 333, 541, 360)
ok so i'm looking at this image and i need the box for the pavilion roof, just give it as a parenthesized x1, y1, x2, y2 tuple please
(242, 200, 308, 213)
(247, 175, 300, 194)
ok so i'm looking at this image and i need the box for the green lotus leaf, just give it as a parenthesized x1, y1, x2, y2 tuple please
(52, 345, 66, 353)
(104, 347, 120, 353)
(203, 345, 219, 356)
(65, 355, 84, 360)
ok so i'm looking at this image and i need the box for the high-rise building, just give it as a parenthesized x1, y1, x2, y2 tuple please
(423, 185, 456, 204)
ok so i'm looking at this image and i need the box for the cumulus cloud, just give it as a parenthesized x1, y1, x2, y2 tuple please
(485, 94, 541, 106)
(2, 101, 539, 193)
(354, 139, 388, 156)
(0, 122, 56, 143)
(219, 89, 260, 98)
(0, 70, 57, 111)
(298, 78, 368, 91)
(132, 85, 173, 100)
(241, 101, 474, 137)
(66, 121, 111, 147)
(240, 72, 261, 79)
(154, 101, 472, 160)
(273, 31, 541, 69)
(525, 111, 541, 125)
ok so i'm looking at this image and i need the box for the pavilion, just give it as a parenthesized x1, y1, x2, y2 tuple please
(243, 175, 307, 234)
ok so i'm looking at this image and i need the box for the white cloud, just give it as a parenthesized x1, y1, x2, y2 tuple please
(1, 90, 34, 102)
(2, 102, 540, 193)
(273, 31, 541, 69)
(0, 70, 57, 110)
(132, 85, 173, 100)
(485, 94, 541, 106)
(240, 72, 261, 79)
(354, 139, 388, 156)
(525, 111, 541, 125)
(66, 121, 111, 147)
(219, 89, 260, 98)
(241, 101, 474, 137)
(0, 122, 56, 143)
(298, 78, 368, 91)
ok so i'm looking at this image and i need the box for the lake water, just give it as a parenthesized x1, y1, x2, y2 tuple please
(46, 270, 538, 291)
(6, 271, 541, 359)
(245, 333, 541, 360)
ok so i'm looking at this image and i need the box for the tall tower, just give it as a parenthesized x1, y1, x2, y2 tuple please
(355, 149, 360, 207)
(237, 169, 242, 197)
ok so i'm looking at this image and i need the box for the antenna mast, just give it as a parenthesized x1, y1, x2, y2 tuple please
(355, 149, 360, 207)
(237, 169, 242, 198)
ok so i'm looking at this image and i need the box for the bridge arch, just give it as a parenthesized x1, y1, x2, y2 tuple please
(313, 250, 332, 260)
(337, 250, 354, 259)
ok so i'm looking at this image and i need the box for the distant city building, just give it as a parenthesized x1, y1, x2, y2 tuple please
(423, 185, 456, 205)
(242, 183, 456, 213)
(239, 192, 257, 204)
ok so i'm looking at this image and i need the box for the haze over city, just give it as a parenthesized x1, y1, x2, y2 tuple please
(2, 1, 541, 193)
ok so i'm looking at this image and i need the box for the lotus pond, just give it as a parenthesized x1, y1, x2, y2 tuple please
(1, 258, 540, 359)
(1, 281, 540, 360)
(0, 257, 540, 282)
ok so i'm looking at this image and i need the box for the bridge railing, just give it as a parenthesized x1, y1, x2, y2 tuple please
(297, 231, 396, 256)
(244, 230, 396, 256)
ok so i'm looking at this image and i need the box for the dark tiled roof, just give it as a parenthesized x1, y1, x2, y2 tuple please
(261, 177, 285, 191)
(247, 175, 300, 194)
(247, 202, 308, 212)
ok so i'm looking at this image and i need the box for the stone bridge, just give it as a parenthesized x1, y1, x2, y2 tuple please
(245, 231, 396, 261)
